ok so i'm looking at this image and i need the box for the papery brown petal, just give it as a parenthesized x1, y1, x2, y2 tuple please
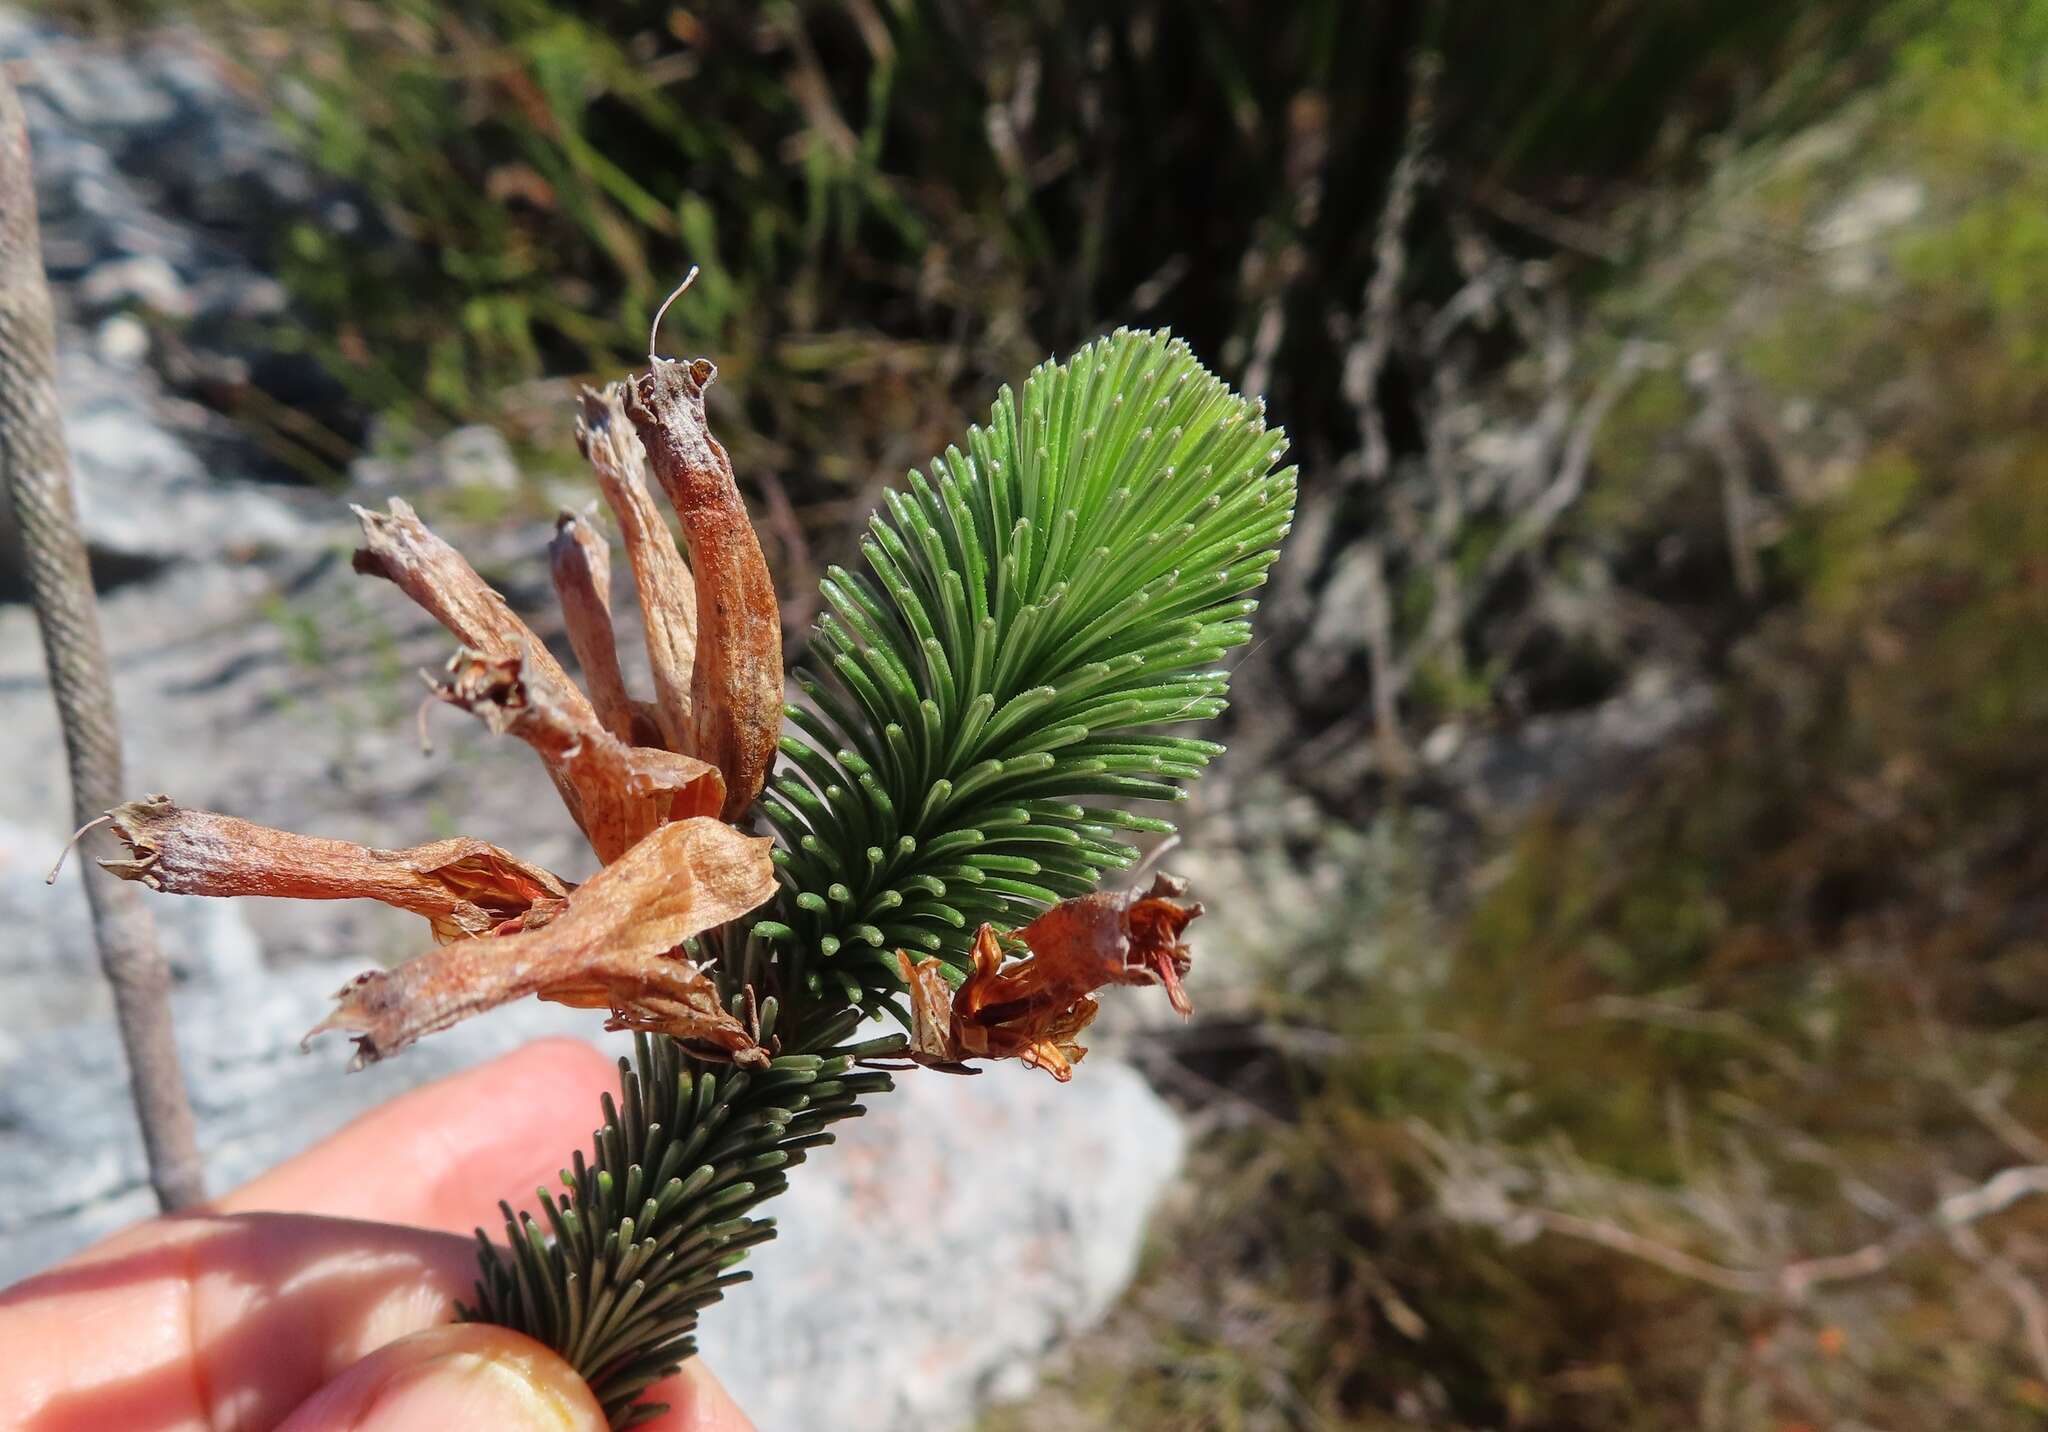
(549, 508, 637, 744)
(954, 922, 1098, 1081)
(99, 795, 569, 943)
(1012, 995, 1097, 1083)
(435, 650, 723, 863)
(897, 879, 1202, 1083)
(626, 358, 782, 818)
(1125, 873, 1199, 1016)
(1007, 892, 1137, 996)
(576, 385, 699, 753)
(1010, 871, 1202, 1018)
(555, 972, 769, 1068)
(897, 949, 976, 1075)
(306, 816, 776, 1068)
(895, 924, 1097, 1081)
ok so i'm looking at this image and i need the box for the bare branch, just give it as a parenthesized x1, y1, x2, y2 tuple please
(1422, 1112, 2048, 1309)
(1341, 54, 1437, 489)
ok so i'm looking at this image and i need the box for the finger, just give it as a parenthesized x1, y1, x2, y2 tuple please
(277, 1323, 607, 1432)
(0, 1213, 476, 1432)
(631, 1361, 758, 1432)
(219, 1037, 618, 1233)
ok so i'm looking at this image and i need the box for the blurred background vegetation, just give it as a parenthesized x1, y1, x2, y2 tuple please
(47, 0, 2048, 1425)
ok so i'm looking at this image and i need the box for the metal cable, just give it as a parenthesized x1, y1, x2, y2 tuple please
(1, 72, 203, 1211)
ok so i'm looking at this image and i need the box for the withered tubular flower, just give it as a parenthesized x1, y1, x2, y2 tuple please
(97, 353, 788, 1071)
(96, 337, 1214, 1085)
(899, 874, 1203, 1082)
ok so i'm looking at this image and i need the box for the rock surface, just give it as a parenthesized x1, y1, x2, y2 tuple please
(700, 1056, 1181, 1429)
(0, 14, 1187, 1430)
(0, 8, 334, 577)
(0, 966, 1182, 1432)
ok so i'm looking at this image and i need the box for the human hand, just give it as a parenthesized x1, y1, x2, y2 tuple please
(0, 1040, 756, 1432)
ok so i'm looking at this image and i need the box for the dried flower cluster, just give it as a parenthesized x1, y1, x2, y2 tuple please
(96, 346, 1202, 1080)
(899, 874, 1201, 1081)
(100, 357, 783, 1070)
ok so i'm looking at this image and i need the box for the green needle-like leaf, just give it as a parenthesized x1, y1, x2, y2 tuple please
(467, 330, 1292, 1427)
(761, 327, 1296, 1007)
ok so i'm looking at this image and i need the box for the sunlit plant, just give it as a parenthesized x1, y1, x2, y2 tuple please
(100, 323, 1295, 1426)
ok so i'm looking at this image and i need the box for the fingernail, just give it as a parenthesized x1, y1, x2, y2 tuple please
(280, 1324, 607, 1431)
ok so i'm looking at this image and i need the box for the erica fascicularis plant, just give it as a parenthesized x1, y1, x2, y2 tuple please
(95, 323, 1296, 1426)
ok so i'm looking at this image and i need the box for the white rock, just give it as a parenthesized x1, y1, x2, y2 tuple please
(77, 253, 193, 319)
(94, 312, 151, 367)
(0, 967, 1183, 1432)
(56, 347, 322, 564)
(1813, 175, 1926, 250)
(437, 424, 523, 492)
(700, 1054, 1183, 1431)
(1813, 176, 1927, 294)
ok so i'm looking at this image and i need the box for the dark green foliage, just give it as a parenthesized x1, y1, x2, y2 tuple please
(757, 328, 1295, 1011)
(464, 1013, 906, 1426)
(179, 0, 1887, 496)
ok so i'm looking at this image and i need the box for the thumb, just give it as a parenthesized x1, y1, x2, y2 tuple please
(277, 1323, 609, 1432)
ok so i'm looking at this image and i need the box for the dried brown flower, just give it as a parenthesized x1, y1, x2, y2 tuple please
(307, 817, 774, 1069)
(576, 384, 699, 753)
(102, 795, 570, 943)
(430, 648, 723, 864)
(98, 349, 791, 1068)
(353, 497, 593, 725)
(548, 507, 638, 745)
(899, 873, 1202, 1081)
(627, 358, 783, 819)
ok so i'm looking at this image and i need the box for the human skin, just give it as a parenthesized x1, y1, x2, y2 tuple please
(0, 1039, 755, 1432)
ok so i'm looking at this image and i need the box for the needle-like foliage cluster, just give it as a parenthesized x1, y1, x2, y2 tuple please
(465, 328, 1293, 1426)
(757, 328, 1295, 1016)
(465, 1011, 902, 1426)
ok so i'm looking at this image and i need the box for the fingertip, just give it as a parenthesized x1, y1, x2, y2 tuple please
(278, 1323, 607, 1432)
(221, 1037, 622, 1230)
(499, 1036, 622, 1089)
